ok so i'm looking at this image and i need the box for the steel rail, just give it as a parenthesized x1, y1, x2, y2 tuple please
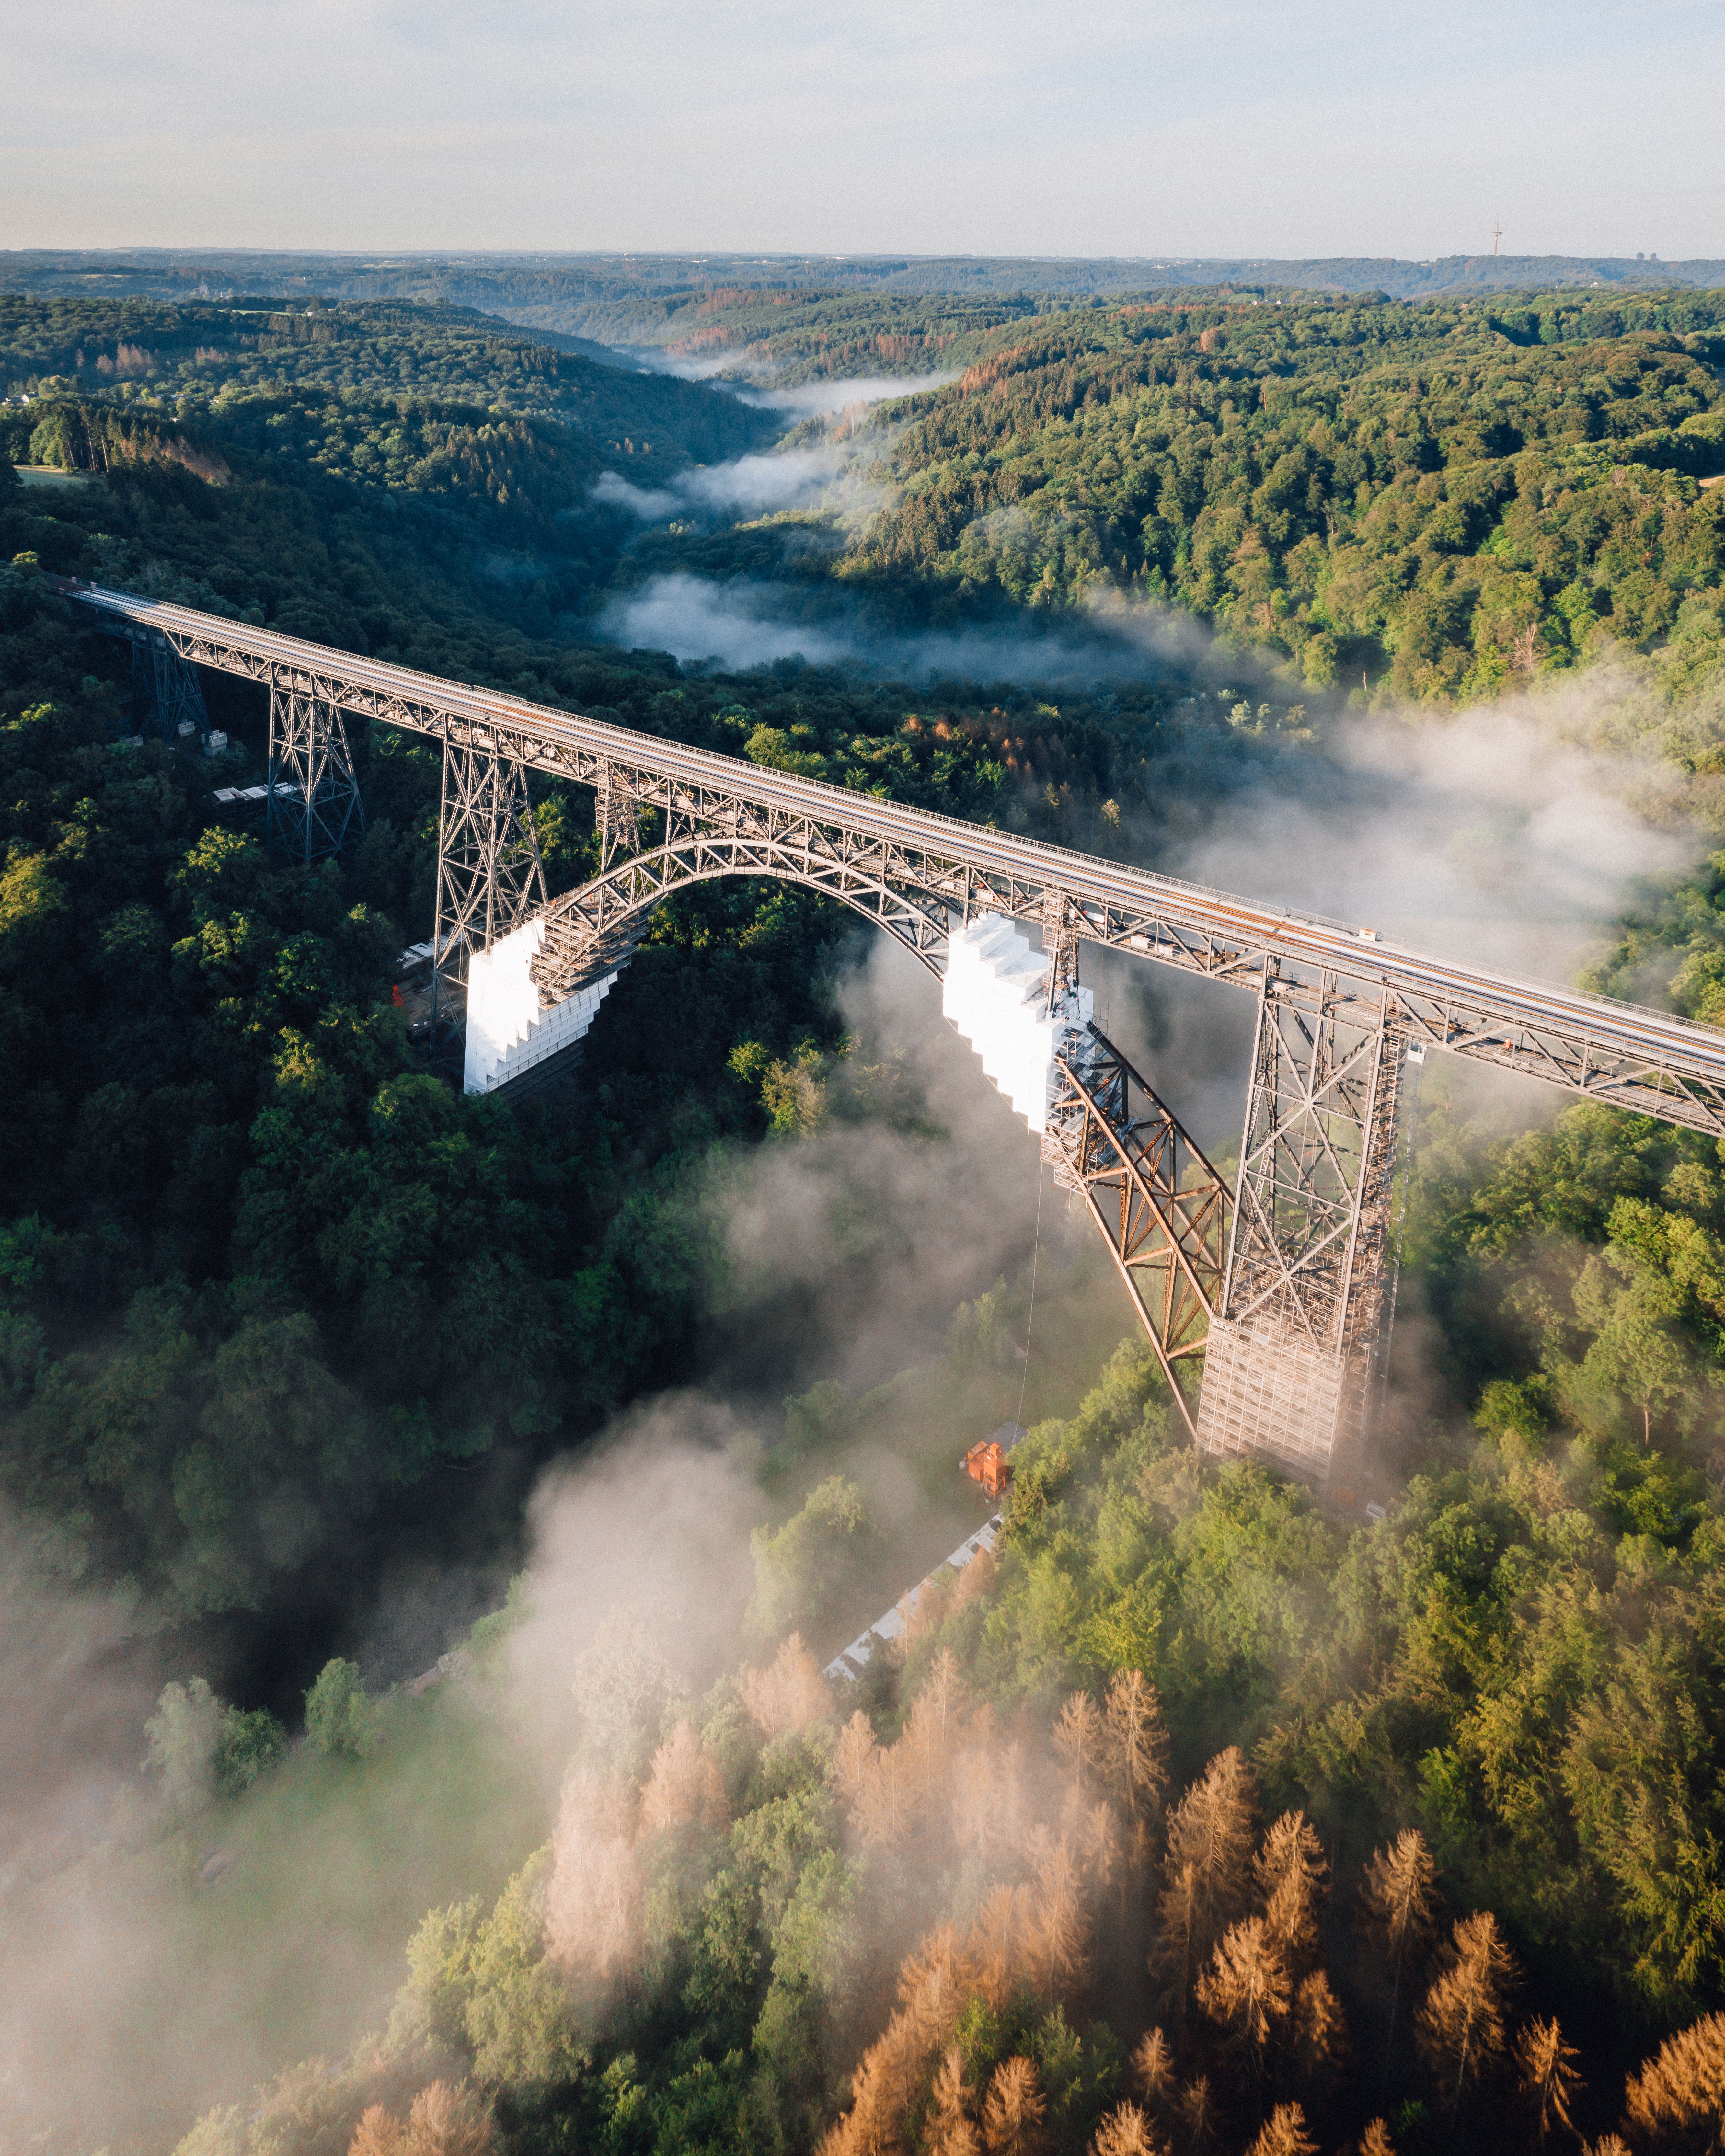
(57, 580, 1725, 1132)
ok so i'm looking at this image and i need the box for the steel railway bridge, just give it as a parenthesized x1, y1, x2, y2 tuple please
(57, 581, 1725, 1485)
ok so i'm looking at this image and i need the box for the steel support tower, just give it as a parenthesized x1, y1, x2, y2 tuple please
(266, 680, 366, 862)
(1195, 970, 1406, 1479)
(429, 736, 547, 1042)
(130, 632, 209, 739)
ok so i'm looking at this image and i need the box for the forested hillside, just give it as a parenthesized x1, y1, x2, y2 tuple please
(13, 282, 1725, 2156)
(834, 290, 1725, 703)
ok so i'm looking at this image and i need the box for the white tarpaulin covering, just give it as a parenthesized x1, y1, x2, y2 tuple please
(941, 912, 1094, 1134)
(463, 916, 618, 1095)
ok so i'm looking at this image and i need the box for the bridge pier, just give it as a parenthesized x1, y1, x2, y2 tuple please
(130, 630, 209, 740)
(266, 680, 366, 862)
(430, 737, 546, 1068)
(1194, 970, 1406, 1482)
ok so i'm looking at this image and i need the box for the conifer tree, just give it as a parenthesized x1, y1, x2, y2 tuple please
(1155, 1749, 1257, 2014)
(1415, 1912, 1519, 2122)
(929, 2046, 982, 2156)
(1196, 1913, 1293, 2077)
(1103, 1668, 1170, 1822)
(1090, 2100, 1162, 2156)
(983, 2058, 1050, 2156)
(1512, 2015, 1582, 2142)
(1053, 1689, 1105, 1796)
(1623, 2011, 1725, 2146)
(1361, 1828, 1438, 2084)
(1245, 2105, 1317, 2156)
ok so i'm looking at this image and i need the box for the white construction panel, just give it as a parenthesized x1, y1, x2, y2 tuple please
(941, 912, 1093, 1134)
(463, 916, 619, 1095)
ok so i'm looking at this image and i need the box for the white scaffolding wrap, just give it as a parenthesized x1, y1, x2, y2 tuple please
(463, 917, 618, 1095)
(942, 913, 1094, 1135)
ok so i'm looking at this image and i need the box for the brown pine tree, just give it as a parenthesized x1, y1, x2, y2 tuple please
(1154, 1749, 1257, 2014)
(920, 1648, 969, 1745)
(1623, 2011, 1725, 2145)
(1176, 2076, 1219, 2151)
(1129, 2027, 1176, 2111)
(983, 2058, 1050, 2156)
(833, 1709, 880, 1809)
(1245, 2104, 1317, 2156)
(1154, 1858, 1203, 2020)
(639, 1721, 729, 1837)
(1103, 1669, 1170, 1822)
(1353, 2122, 1396, 2156)
(741, 1634, 832, 1739)
(928, 2046, 982, 2156)
(954, 1737, 1027, 1867)
(1361, 1828, 1438, 2084)
(1054, 1690, 1106, 1796)
(349, 2108, 404, 2156)
(1195, 1914, 1293, 2067)
(1089, 2100, 1164, 2156)
(969, 1883, 1026, 2010)
(545, 1775, 643, 1985)
(1515, 2015, 1582, 2143)
(1289, 1970, 1348, 2086)
(402, 2082, 492, 2156)
(856, 1742, 916, 1850)
(1415, 1912, 1519, 2120)
(898, 1926, 980, 2055)
(1256, 1812, 1328, 1972)
(1024, 1835, 1091, 2005)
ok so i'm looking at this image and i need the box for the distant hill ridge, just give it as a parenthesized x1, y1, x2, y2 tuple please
(4, 246, 1722, 347)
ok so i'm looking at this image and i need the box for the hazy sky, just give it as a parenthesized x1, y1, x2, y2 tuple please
(5, 0, 1720, 259)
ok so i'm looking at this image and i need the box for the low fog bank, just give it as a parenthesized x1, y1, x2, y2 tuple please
(1164, 688, 1693, 991)
(701, 933, 1095, 1399)
(597, 571, 1198, 681)
(588, 366, 952, 529)
(0, 934, 1118, 2155)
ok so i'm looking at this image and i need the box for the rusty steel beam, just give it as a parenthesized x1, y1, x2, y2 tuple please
(1042, 1024, 1232, 1438)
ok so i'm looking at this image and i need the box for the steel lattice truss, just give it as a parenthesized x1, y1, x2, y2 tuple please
(54, 581, 1725, 1138)
(434, 740, 545, 978)
(127, 630, 209, 739)
(1223, 973, 1405, 1357)
(1043, 1025, 1232, 1437)
(266, 682, 366, 863)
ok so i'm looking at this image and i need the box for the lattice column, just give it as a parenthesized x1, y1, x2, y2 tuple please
(1040, 890, 1083, 1016)
(131, 633, 209, 740)
(431, 738, 546, 1005)
(1195, 969, 1404, 1479)
(266, 680, 366, 861)
(594, 757, 647, 872)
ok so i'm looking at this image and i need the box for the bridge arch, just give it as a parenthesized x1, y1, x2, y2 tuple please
(526, 830, 953, 1001)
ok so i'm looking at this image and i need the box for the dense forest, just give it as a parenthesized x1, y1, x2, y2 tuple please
(10, 280, 1725, 2155)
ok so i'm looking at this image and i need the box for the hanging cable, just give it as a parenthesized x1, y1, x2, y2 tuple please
(1016, 1154, 1046, 1436)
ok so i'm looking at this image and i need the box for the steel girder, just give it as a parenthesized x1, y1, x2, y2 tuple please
(52, 582, 1725, 1138)
(1042, 1025, 1231, 1439)
(266, 681, 366, 862)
